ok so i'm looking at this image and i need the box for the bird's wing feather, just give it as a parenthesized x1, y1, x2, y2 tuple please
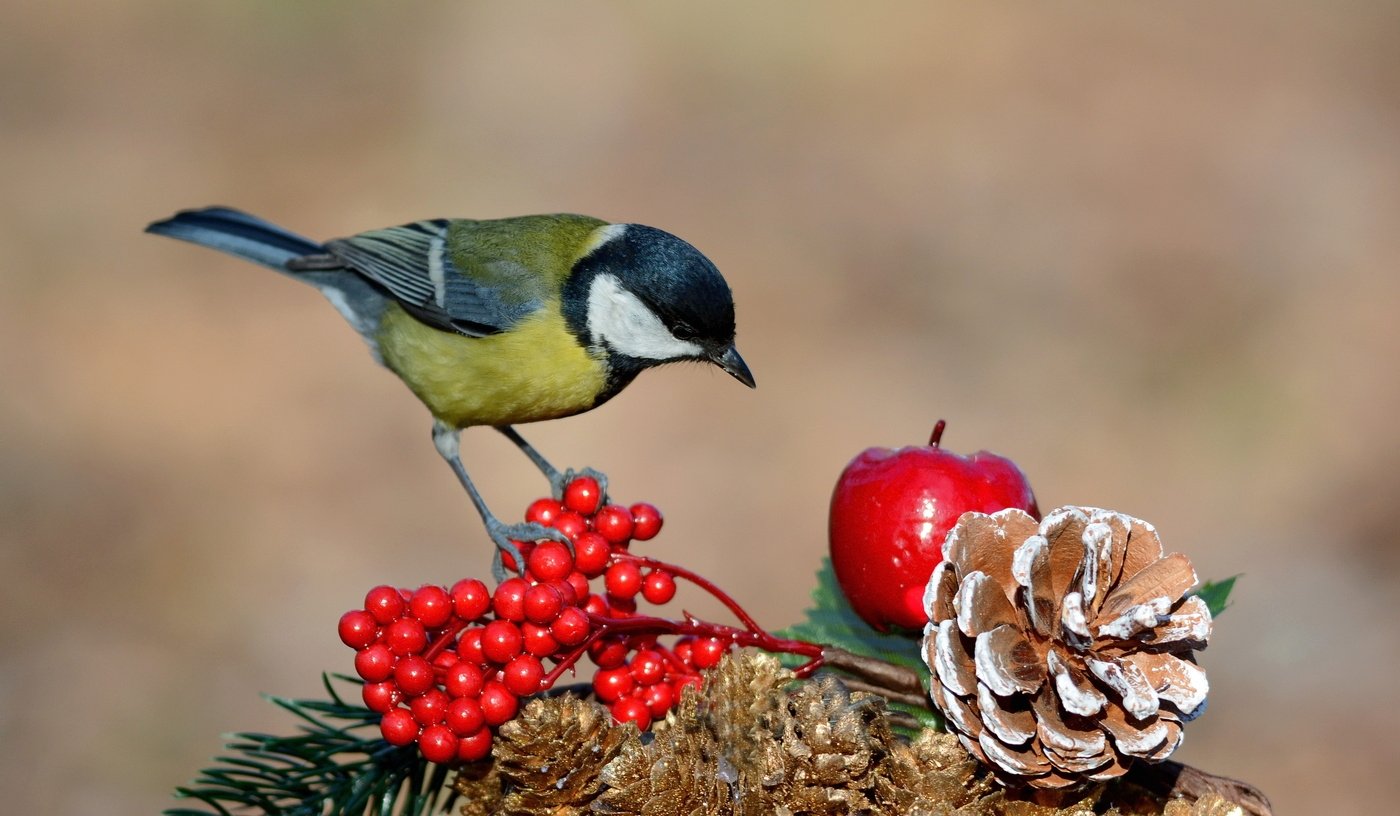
(323, 219, 545, 336)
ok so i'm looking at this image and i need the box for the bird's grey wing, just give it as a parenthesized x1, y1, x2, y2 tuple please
(314, 220, 539, 336)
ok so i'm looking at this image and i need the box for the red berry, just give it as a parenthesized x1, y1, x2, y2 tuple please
(641, 570, 676, 605)
(610, 697, 651, 729)
(593, 667, 635, 702)
(522, 622, 561, 656)
(394, 655, 436, 696)
(672, 638, 695, 667)
(458, 627, 486, 665)
(380, 708, 419, 746)
(481, 620, 524, 664)
(432, 649, 460, 671)
(691, 637, 728, 670)
(642, 681, 675, 719)
(547, 577, 579, 608)
(444, 661, 485, 699)
(409, 585, 453, 629)
(572, 532, 612, 577)
(354, 643, 396, 683)
(828, 420, 1039, 631)
(411, 688, 450, 726)
(493, 577, 529, 622)
(588, 637, 628, 669)
(362, 681, 402, 713)
(450, 578, 492, 621)
(364, 585, 406, 625)
(563, 476, 603, 514)
(384, 618, 428, 656)
(523, 584, 564, 625)
(629, 649, 665, 686)
(629, 503, 663, 541)
(550, 607, 591, 647)
(417, 724, 458, 764)
(338, 609, 379, 650)
(456, 727, 493, 762)
(593, 505, 634, 545)
(406, 585, 448, 629)
(583, 593, 610, 617)
(525, 497, 565, 526)
(445, 696, 485, 736)
(503, 654, 545, 696)
(480, 681, 518, 726)
(606, 595, 637, 617)
(604, 562, 642, 599)
(565, 570, 591, 602)
(527, 541, 574, 582)
(552, 511, 588, 542)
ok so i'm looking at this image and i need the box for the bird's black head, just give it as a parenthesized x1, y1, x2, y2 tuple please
(563, 224, 754, 392)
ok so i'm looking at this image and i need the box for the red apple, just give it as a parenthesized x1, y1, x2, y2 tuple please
(829, 421, 1039, 631)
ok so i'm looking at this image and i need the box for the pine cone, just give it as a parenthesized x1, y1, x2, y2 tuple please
(923, 506, 1212, 789)
(493, 695, 634, 815)
(772, 674, 891, 813)
(695, 650, 792, 781)
(872, 728, 993, 814)
(452, 762, 503, 816)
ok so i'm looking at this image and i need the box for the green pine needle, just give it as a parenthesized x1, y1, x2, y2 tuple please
(167, 675, 459, 816)
(1191, 575, 1239, 617)
(777, 558, 943, 733)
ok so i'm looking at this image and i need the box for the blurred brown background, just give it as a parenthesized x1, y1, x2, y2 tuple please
(2, 2, 1397, 813)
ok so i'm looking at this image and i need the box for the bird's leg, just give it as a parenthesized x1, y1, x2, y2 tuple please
(432, 422, 570, 582)
(494, 425, 560, 482)
(495, 425, 609, 502)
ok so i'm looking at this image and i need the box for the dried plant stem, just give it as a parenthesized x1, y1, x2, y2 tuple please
(1125, 760, 1273, 816)
(821, 645, 927, 697)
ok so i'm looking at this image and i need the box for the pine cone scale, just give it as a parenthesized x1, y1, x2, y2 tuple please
(930, 619, 978, 696)
(972, 624, 1043, 696)
(977, 682, 1037, 745)
(1125, 651, 1208, 720)
(1030, 687, 1106, 759)
(955, 571, 1021, 635)
(1046, 649, 1106, 716)
(1096, 552, 1197, 623)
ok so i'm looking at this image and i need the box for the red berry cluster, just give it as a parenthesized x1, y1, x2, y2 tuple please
(338, 477, 729, 764)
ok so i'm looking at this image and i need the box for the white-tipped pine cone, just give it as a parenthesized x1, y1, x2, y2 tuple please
(922, 506, 1212, 789)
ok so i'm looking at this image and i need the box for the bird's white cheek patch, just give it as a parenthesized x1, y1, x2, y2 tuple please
(587, 274, 703, 360)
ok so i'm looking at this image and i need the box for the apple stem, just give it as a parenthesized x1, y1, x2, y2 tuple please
(929, 419, 947, 447)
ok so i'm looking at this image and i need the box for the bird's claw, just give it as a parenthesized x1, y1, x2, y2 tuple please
(551, 467, 610, 503)
(485, 519, 574, 581)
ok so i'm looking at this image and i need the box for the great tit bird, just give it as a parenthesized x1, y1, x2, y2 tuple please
(146, 207, 754, 570)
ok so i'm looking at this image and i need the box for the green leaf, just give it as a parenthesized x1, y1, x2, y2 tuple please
(1191, 575, 1239, 617)
(167, 675, 461, 816)
(776, 558, 942, 733)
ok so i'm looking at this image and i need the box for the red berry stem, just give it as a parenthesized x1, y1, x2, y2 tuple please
(538, 630, 604, 690)
(612, 553, 764, 634)
(929, 419, 946, 447)
(585, 612, 826, 675)
(423, 622, 470, 663)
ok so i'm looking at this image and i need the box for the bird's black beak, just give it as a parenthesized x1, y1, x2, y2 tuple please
(712, 345, 756, 388)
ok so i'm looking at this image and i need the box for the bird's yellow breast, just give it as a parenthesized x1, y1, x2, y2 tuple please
(375, 302, 608, 428)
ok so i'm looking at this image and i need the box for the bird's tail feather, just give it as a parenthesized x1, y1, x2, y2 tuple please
(145, 206, 323, 271)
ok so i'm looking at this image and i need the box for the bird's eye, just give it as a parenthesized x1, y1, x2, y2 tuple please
(672, 321, 698, 341)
